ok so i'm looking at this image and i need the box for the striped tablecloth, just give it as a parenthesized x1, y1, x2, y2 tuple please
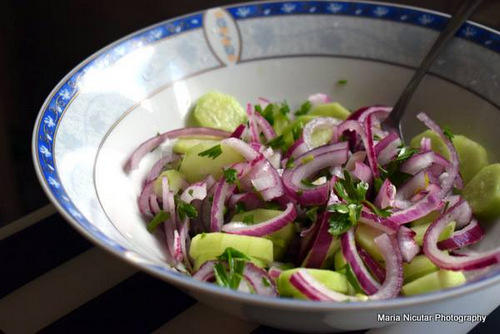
(1, 205, 498, 334)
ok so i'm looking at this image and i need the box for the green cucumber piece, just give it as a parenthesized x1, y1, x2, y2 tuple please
(411, 221, 455, 246)
(403, 255, 438, 283)
(179, 142, 245, 183)
(463, 164, 500, 221)
(409, 211, 440, 227)
(402, 270, 466, 296)
(190, 233, 273, 270)
(281, 115, 318, 148)
(193, 91, 246, 132)
(309, 102, 350, 120)
(277, 268, 350, 298)
(173, 139, 220, 155)
(334, 250, 347, 271)
(355, 224, 383, 262)
(153, 170, 187, 195)
(231, 209, 296, 261)
(410, 130, 489, 184)
(193, 253, 266, 271)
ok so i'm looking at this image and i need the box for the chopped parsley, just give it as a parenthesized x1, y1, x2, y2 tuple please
(294, 101, 312, 116)
(291, 122, 304, 141)
(213, 247, 250, 290)
(305, 206, 319, 222)
(147, 211, 171, 233)
(234, 202, 246, 214)
(301, 155, 314, 165)
(443, 126, 454, 141)
(242, 215, 255, 224)
(378, 145, 419, 188)
(177, 200, 198, 221)
(338, 264, 364, 294)
(198, 144, 222, 159)
(266, 135, 286, 150)
(337, 79, 348, 85)
(262, 277, 271, 287)
(285, 157, 295, 169)
(223, 168, 238, 185)
(188, 189, 194, 196)
(301, 178, 316, 187)
(256, 103, 275, 125)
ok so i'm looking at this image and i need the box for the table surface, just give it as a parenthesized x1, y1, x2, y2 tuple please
(1, 1, 500, 333)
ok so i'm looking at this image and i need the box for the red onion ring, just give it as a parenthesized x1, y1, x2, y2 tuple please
(210, 178, 236, 232)
(375, 132, 401, 167)
(374, 178, 396, 209)
(303, 117, 340, 149)
(437, 219, 484, 250)
(308, 93, 331, 106)
(302, 212, 336, 268)
(357, 246, 385, 283)
(397, 226, 420, 262)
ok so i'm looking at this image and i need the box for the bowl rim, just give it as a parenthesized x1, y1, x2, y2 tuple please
(32, 0, 500, 311)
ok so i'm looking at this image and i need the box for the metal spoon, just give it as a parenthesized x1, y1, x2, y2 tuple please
(382, 0, 483, 138)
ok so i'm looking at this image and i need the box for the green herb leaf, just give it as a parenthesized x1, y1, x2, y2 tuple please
(338, 264, 364, 294)
(223, 168, 238, 185)
(266, 135, 286, 150)
(362, 200, 392, 218)
(177, 200, 198, 221)
(188, 189, 194, 196)
(286, 157, 295, 169)
(337, 79, 348, 85)
(305, 206, 319, 222)
(294, 101, 312, 116)
(291, 122, 304, 141)
(300, 178, 316, 187)
(279, 102, 291, 116)
(213, 262, 230, 287)
(198, 144, 222, 159)
(257, 103, 276, 126)
(214, 247, 251, 290)
(328, 213, 354, 236)
(234, 202, 246, 214)
(443, 126, 454, 141)
(146, 211, 171, 233)
(262, 277, 271, 287)
(242, 215, 254, 224)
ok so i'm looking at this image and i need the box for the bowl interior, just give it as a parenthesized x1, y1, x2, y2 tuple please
(35, 0, 500, 314)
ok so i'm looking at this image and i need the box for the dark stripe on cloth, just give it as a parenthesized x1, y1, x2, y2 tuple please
(0, 213, 92, 298)
(39, 272, 195, 334)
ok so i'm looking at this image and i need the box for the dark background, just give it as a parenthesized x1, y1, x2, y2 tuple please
(0, 0, 499, 225)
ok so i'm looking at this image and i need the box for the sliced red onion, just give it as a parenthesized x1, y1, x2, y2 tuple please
(180, 182, 208, 203)
(396, 171, 430, 204)
(338, 120, 379, 178)
(417, 113, 459, 198)
(302, 213, 335, 268)
(398, 226, 420, 262)
(258, 97, 270, 108)
(420, 136, 432, 151)
(178, 221, 192, 271)
(245, 158, 284, 201)
(173, 229, 183, 263)
(386, 188, 443, 226)
(290, 233, 402, 301)
(230, 124, 246, 139)
(228, 192, 263, 211)
(374, 178, 396, 209)
(201, 181, 217, 232)
(268, 266, 282, 281)
(126, 127, 230, 171)
(303, 117, 340, 149)
(447, 197, 472, 229)
(192, 260, 216, 282)
(345, 151, 367, 171)
(284, 136, 308, 160)
(162, 177, 177, 227)
(221, 138, 260, 162)
(424, 200, 500, 270)
(400, 151, 449, 175)
(222, 203, 297, 236)
(357, 246, 385, 283)
(359, 210, 398, 234)
(243, 263, 279, 297)
(282, 144, 348, 205)
(163, 217, 176, 266)
(351, 162, 372, 184)
(341, 228, 381, 295)
(254, 112, 276, 142)
(138, 181, 155, 216)
(437, 219, 484, 250)
(308, 93, 331, 106)
(246, 103, 260, 144)
(298, 220, 321, 263)
(357, 106, 391, 123)
(149, 194, 161, 215)
(210, 178, 236, 232)
(375, 132, 401, 167)
(204, 174, 216, 190)
(146, 154, 179, 183)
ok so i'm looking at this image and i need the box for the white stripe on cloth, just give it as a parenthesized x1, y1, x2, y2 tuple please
(0, 247, 135, 334)
(0, 204, 56, 240)
(152, 303, 258, 334)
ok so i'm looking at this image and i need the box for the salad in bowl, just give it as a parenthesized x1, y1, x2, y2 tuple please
(126, 91, 500, 302)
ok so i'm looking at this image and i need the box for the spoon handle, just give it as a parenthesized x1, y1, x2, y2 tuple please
(384, 0, 483, 136)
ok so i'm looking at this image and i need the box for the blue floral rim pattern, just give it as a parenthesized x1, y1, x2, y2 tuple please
(35, 1, 500, 282)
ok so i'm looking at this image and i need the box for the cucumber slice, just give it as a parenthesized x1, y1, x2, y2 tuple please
(463, 163, 500, 221)
(153, 170, 187, 195)
(231, 209, 296, 261)
(173, 139, 220, 155)
(309, 102, 350, 120)
(409, 210, 440, 227)
(410, 130, 489, 184)
(190, 233, 273, 270)
(334, 250, 347, 271)
(277, 268, 350, 298)
(179, 142, 245, 183)
(193, 91, 247, 132)
(355, 224, 383, 261)
(411, 221, 455, 246)
(403, 255, 438, 283)
(402, 270, 466, 296)
(193, 253, 266, 271)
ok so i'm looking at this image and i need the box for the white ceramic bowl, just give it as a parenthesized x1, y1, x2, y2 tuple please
(33, 1, 500, 332)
